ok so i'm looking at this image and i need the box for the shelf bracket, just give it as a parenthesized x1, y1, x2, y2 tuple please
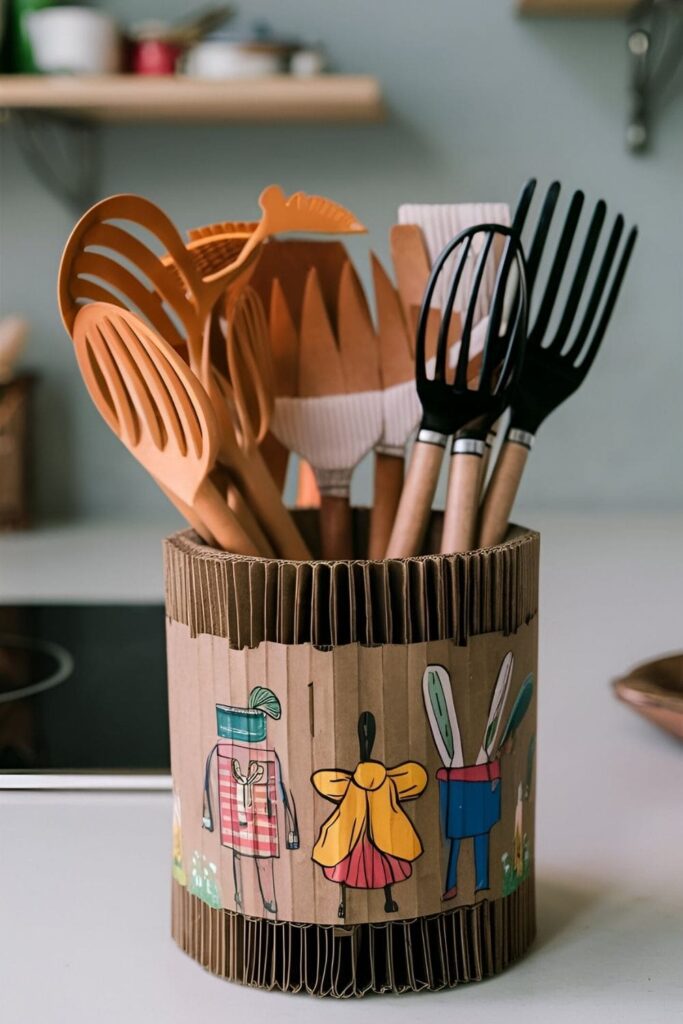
(7, 110, 99, 213)
(627, 0, 683, 151)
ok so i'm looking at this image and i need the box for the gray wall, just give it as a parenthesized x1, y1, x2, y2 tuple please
(1, 0, 681, 521)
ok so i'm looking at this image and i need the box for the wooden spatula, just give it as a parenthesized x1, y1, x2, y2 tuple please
(71, 303, 260, 555)
(247, 240, 349, 499)
(270, 266, 382, 559)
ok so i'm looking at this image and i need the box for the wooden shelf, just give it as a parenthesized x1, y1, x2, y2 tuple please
(0, 74, 384, 122)
(519, 0, 635, 14)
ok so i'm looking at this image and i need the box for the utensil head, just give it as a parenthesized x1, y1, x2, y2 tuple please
(510, 188, 638, 434)
(58, 193, 203, 360)
(415, 223, 528, 438)
(71, 302, 217, 504)
(225, 287, 274, 445)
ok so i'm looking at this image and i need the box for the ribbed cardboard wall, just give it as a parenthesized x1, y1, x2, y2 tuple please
(172, 876, 535, 996)
(164, 514, 539, 649)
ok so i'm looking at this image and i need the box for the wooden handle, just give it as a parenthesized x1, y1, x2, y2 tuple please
(258, 430, 290, 493)
(227, 485, 276, 557)
(440, 451, 484, 554)
(385, 440, 445, 558)
(478, 439, 530, 548)
(156, 479, 217, 546)
(193, 479, 261, 556)
(479, 416, 502, 490)
(368, 451, 404, 559)
(227, 443, 312, 560)
(296, 458, 321, 508)
(319, 494, 354, 560)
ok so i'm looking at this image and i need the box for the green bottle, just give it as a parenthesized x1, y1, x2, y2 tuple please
(3, 0, 55, 73)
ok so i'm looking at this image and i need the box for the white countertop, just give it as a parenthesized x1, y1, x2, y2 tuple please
(1, 514, 682, 1022)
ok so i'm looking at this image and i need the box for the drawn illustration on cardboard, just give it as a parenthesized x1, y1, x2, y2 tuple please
(311, 711, 428, 918)
(502, 731, 535, 896)
(189, 851, 222, 909)
(201, 686, 299, 916)
(172, 790, 186, 886)
(423, 657, 534, 901)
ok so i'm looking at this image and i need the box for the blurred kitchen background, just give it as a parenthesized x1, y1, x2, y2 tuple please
(0, 0, 681, 525)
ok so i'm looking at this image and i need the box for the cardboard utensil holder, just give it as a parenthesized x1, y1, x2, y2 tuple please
(164, 510, 539, 997)
(0, 374, 34, 530)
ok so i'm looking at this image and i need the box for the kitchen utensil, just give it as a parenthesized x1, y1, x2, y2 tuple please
(26, 6, 121, 74)
(479, 194, 638, 548)
(71, 302, 259, 555)
(439, 181, 537, 553)
(0, 316, 28, 384)
(476, 651, 514, 764)
(385, 224, 527, 559)
(614, 654, 683, 741)
(270, 265, 382, 559)
(179, 186, 365, 291)
(439, 232, 528, 555)
(390, 223, 433, 335)
(422, 664, 464, 768)
(398, 202, 511, 317)
(246, 239, 349, 496)
(371, 228, 492, 559)
(60, 188, 362, 558)
(367, 253, 414, 559)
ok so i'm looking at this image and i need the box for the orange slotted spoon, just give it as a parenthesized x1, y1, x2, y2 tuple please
(71, 302, 260, 556)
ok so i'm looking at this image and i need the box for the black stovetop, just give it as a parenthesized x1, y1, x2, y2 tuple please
(0, 604, 169, 775)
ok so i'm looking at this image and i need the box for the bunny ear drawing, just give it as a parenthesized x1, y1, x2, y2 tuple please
(476, 651, 514, 764)
(422, 665, 464, 768)
(497, 674, 534, 756)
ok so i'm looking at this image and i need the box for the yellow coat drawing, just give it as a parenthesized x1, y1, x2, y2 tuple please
(312, 760, 428, 868)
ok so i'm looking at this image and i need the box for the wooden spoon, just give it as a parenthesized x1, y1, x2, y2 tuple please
(71, 302, 260, 555)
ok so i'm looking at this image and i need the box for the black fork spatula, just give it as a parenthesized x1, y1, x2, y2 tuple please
(479, 191, 638, 548)
(385, 223, 528, 559)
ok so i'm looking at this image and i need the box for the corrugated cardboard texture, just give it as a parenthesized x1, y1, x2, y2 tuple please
(172, 875, 535, 996)
(164, 515, 539, 995)
(164, 514, 539, 648)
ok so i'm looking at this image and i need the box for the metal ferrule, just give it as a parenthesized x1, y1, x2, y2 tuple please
(451, 437, 486, 457)
(507, 428, 535, 450)
(417, 429, 448, 448)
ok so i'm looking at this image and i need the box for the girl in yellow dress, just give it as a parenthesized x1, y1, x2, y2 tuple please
(311, 711, 427, 918)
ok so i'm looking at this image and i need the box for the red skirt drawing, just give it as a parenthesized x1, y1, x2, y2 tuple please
(323, 828, 413, 888)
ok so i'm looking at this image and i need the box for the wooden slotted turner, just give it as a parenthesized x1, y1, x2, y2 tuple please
(71, 302, 260, 555)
